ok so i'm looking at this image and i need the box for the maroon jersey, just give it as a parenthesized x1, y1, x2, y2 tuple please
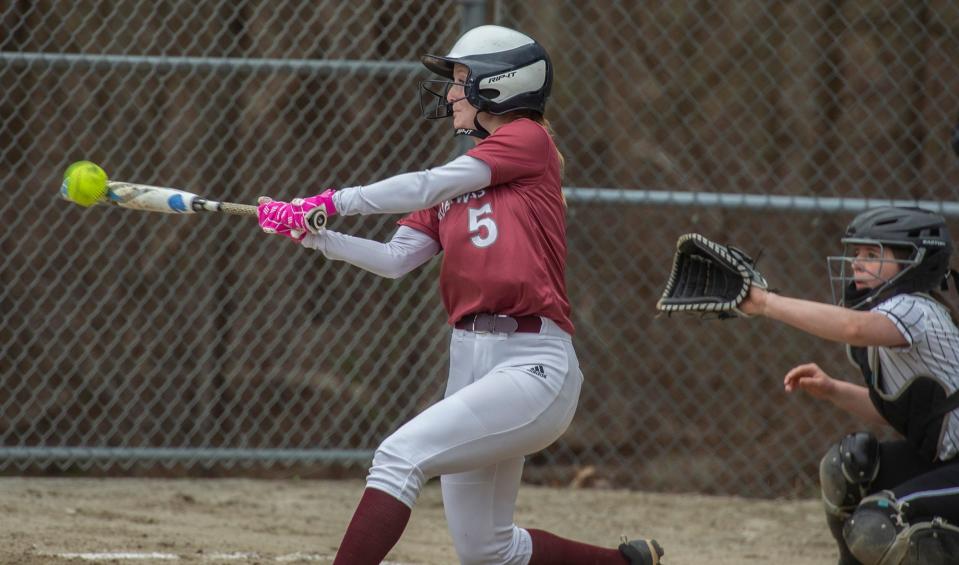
(398, 118, 573, 334)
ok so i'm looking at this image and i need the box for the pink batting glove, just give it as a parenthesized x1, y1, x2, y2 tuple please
(266, 189, 337, 232)
(257, 197, 306, 241)
(292, 189, 337, 232)
(258, 190, 337, 241)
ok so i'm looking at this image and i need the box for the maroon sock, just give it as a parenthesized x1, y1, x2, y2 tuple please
(528, 528, 628, 565)
(332, 488, 412, 565)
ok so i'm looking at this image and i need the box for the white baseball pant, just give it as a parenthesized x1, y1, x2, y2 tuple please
(365, 317, 583, 564)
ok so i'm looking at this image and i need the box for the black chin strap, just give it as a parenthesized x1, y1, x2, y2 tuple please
(844, 282, 876, 309)
(453, 113, 490, 139)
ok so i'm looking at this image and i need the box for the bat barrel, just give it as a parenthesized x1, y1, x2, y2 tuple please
(106, 181, 199, 214)
(106, 181, 256, 217)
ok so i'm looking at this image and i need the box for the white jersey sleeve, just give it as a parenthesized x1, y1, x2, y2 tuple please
(301, 225, 440, 279)
(331, 155, 491, 216)
(873, 294, 927, 350)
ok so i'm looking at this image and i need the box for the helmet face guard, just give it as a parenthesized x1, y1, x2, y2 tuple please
(419, 79, 458, 119)
(417, 77, 487, 137)
(827, 239, 922, 309)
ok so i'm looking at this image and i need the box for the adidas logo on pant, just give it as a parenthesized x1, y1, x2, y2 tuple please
(526, 365, 547, 378)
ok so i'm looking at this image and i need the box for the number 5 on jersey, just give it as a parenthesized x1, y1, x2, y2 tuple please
(468, 203, 498, 248)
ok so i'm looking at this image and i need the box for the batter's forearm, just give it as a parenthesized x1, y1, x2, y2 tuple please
(302, 227, 440, 279)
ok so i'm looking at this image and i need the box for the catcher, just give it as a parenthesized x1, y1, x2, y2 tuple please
(658, 207, 959, 565)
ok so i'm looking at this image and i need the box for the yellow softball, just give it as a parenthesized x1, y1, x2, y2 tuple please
(61, 161, 109, 207)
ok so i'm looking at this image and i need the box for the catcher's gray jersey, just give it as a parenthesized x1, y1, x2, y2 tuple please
(873, 293, 959, 460)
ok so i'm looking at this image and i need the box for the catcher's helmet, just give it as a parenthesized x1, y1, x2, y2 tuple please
(828, 207, 953, 309)
(419, 25, 552, 136)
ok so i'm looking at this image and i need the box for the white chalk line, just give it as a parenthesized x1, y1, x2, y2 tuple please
(48, 553, 179, 561)
(41, 550, 412, 563)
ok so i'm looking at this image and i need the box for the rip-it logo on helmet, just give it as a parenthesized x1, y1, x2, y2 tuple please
(487, 71, 516, 83)
(418, 25, 552, 138)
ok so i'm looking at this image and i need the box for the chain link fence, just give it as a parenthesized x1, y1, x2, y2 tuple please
(2, 1, 958, 497)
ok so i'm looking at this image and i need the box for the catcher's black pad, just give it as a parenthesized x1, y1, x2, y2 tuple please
(618, 537, 664, 565)
(656, 233, 768, 317)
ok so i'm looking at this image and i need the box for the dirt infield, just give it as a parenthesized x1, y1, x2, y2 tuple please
(0, 478, 836, 564)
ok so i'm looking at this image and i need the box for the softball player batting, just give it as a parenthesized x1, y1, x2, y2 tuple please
(740, 207, 959, 564)
(257, 25, 663, 565)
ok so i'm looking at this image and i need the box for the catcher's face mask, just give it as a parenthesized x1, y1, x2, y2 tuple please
(827, 240, 919, 309)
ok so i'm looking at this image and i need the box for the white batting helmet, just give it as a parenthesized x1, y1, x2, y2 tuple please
(419, 25, 552, 124)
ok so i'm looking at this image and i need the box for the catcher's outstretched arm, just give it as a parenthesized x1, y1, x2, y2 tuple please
(747, 292, 907, 348)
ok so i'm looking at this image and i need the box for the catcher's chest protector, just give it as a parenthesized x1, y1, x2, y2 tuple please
(852, 346, 959, 461)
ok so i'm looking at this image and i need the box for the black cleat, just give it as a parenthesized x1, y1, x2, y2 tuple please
(618, 537, 664, 565)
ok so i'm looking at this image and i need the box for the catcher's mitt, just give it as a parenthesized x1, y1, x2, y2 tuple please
(656, 233, 769, 318)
